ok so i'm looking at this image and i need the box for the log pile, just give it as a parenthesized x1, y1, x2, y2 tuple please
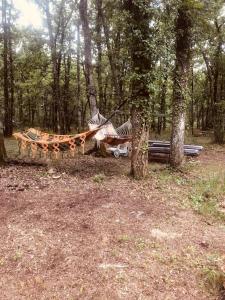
(148, 140, 203, 162)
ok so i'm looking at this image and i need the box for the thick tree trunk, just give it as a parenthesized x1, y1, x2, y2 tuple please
(124, 0, 152, 179)
(170, 2, 192, 168)
(79, 0, 98, 117)
(131, 108, 149, 178)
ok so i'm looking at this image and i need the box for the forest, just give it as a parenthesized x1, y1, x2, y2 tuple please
(0, 0, 225, 299)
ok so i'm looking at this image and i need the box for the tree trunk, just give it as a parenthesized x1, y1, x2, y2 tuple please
(213, 27, 224, 143)
(44, 1, 69, 133)
(124, 0, 152, 179)
(158, 73, 168, 135)
(2, 0, 13, 137)
(95, 0, 104, 110)
(170, 1, 192, 168)
(0, 118, 7, 164)
(63, 53, 71, 132)
(8, 2, 14, 135)
(79, 0, 98, 117)
(131, 108, 149, 178)
(100, 7, 121, 105)
(76, 23, 82, 131)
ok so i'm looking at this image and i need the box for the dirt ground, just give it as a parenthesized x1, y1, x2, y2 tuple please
(0, 138, 225, 300)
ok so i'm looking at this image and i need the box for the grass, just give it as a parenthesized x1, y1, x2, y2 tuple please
(92, 173, 105, 183)
(188, 172, 225, 221)
(202, 266, 225, 293)
(117, 235, 130, 243)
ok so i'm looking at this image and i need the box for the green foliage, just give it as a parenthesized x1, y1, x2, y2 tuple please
(92, 173, 105, 183)
(0, 0, 224, 140)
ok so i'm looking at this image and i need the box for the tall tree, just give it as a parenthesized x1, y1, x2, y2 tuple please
(170, 0, 192, 168)
(79, 0, 98, 117)
(212, 19, 225, 143)
(95, 0, 104, 109)
(2, 0, 14, 136)
(35, 0, 73, 133)
(124, 0, 152, 178)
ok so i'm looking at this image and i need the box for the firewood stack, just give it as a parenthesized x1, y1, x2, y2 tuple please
(148, 140, 204, 162)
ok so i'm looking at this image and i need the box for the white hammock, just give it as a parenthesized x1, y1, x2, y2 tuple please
(116, 118, 132, 136)
(88, 111, 118, 141)
(88, 112, 132, 145)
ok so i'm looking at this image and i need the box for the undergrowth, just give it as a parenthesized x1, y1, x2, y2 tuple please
(189, 172, 225, 221)
(202, 254, 225, 296)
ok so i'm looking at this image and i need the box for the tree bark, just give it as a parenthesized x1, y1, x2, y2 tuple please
(79, 0, 98, 117)
(157, 73, 168, 135)
(2, 0, 14, 137)
(100, 6, 121, 105)
(95, 0, 104, 110)
(124, 0, 152, 179)
(0, 118, 7, 164)
(213, 22, 224, 143)
(76, 23, 82, 131)
(131, 108, 149, 178)
(170, 1, 192, 168)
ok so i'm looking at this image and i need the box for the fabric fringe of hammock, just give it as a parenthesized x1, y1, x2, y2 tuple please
(13, 127, 100, 159)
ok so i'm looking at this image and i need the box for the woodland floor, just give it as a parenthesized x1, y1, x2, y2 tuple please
(0, 136, 225, 300)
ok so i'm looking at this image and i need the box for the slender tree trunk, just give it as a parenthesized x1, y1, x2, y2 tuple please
(45, 2, 59, 132)
(202, 51, 214, 129)
(170, 1, 192, 168)
(95, 0, 104, 110)
(213, 28, 224, 143)
(8, 2, 14, 134)
(190, 67, 194, 135)
(0, 117, 7, 163)
(63, 53, 71, 132)
(44, 1, 67, 133)
(100, 8, 121, 105)
(2, 0, 13, 137)
(158, 73, 168, 134)
(79, 0, 98, 117)
(76, 23, 82, 131)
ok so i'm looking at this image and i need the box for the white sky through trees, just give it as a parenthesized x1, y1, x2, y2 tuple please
(12, 1, 225, 29)
(13, 0, 43, 28)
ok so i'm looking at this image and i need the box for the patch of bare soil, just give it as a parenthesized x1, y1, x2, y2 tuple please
(0, 143, 225, 299)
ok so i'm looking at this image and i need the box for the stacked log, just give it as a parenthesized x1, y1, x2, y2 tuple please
(148, 140, 203, 162)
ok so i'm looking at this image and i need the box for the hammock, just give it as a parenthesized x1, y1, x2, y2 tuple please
(13, 127, 100, 159)
(88, 112, 132, 146)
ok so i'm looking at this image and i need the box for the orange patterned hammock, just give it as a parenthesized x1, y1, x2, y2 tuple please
(13, 127, 100, 159)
